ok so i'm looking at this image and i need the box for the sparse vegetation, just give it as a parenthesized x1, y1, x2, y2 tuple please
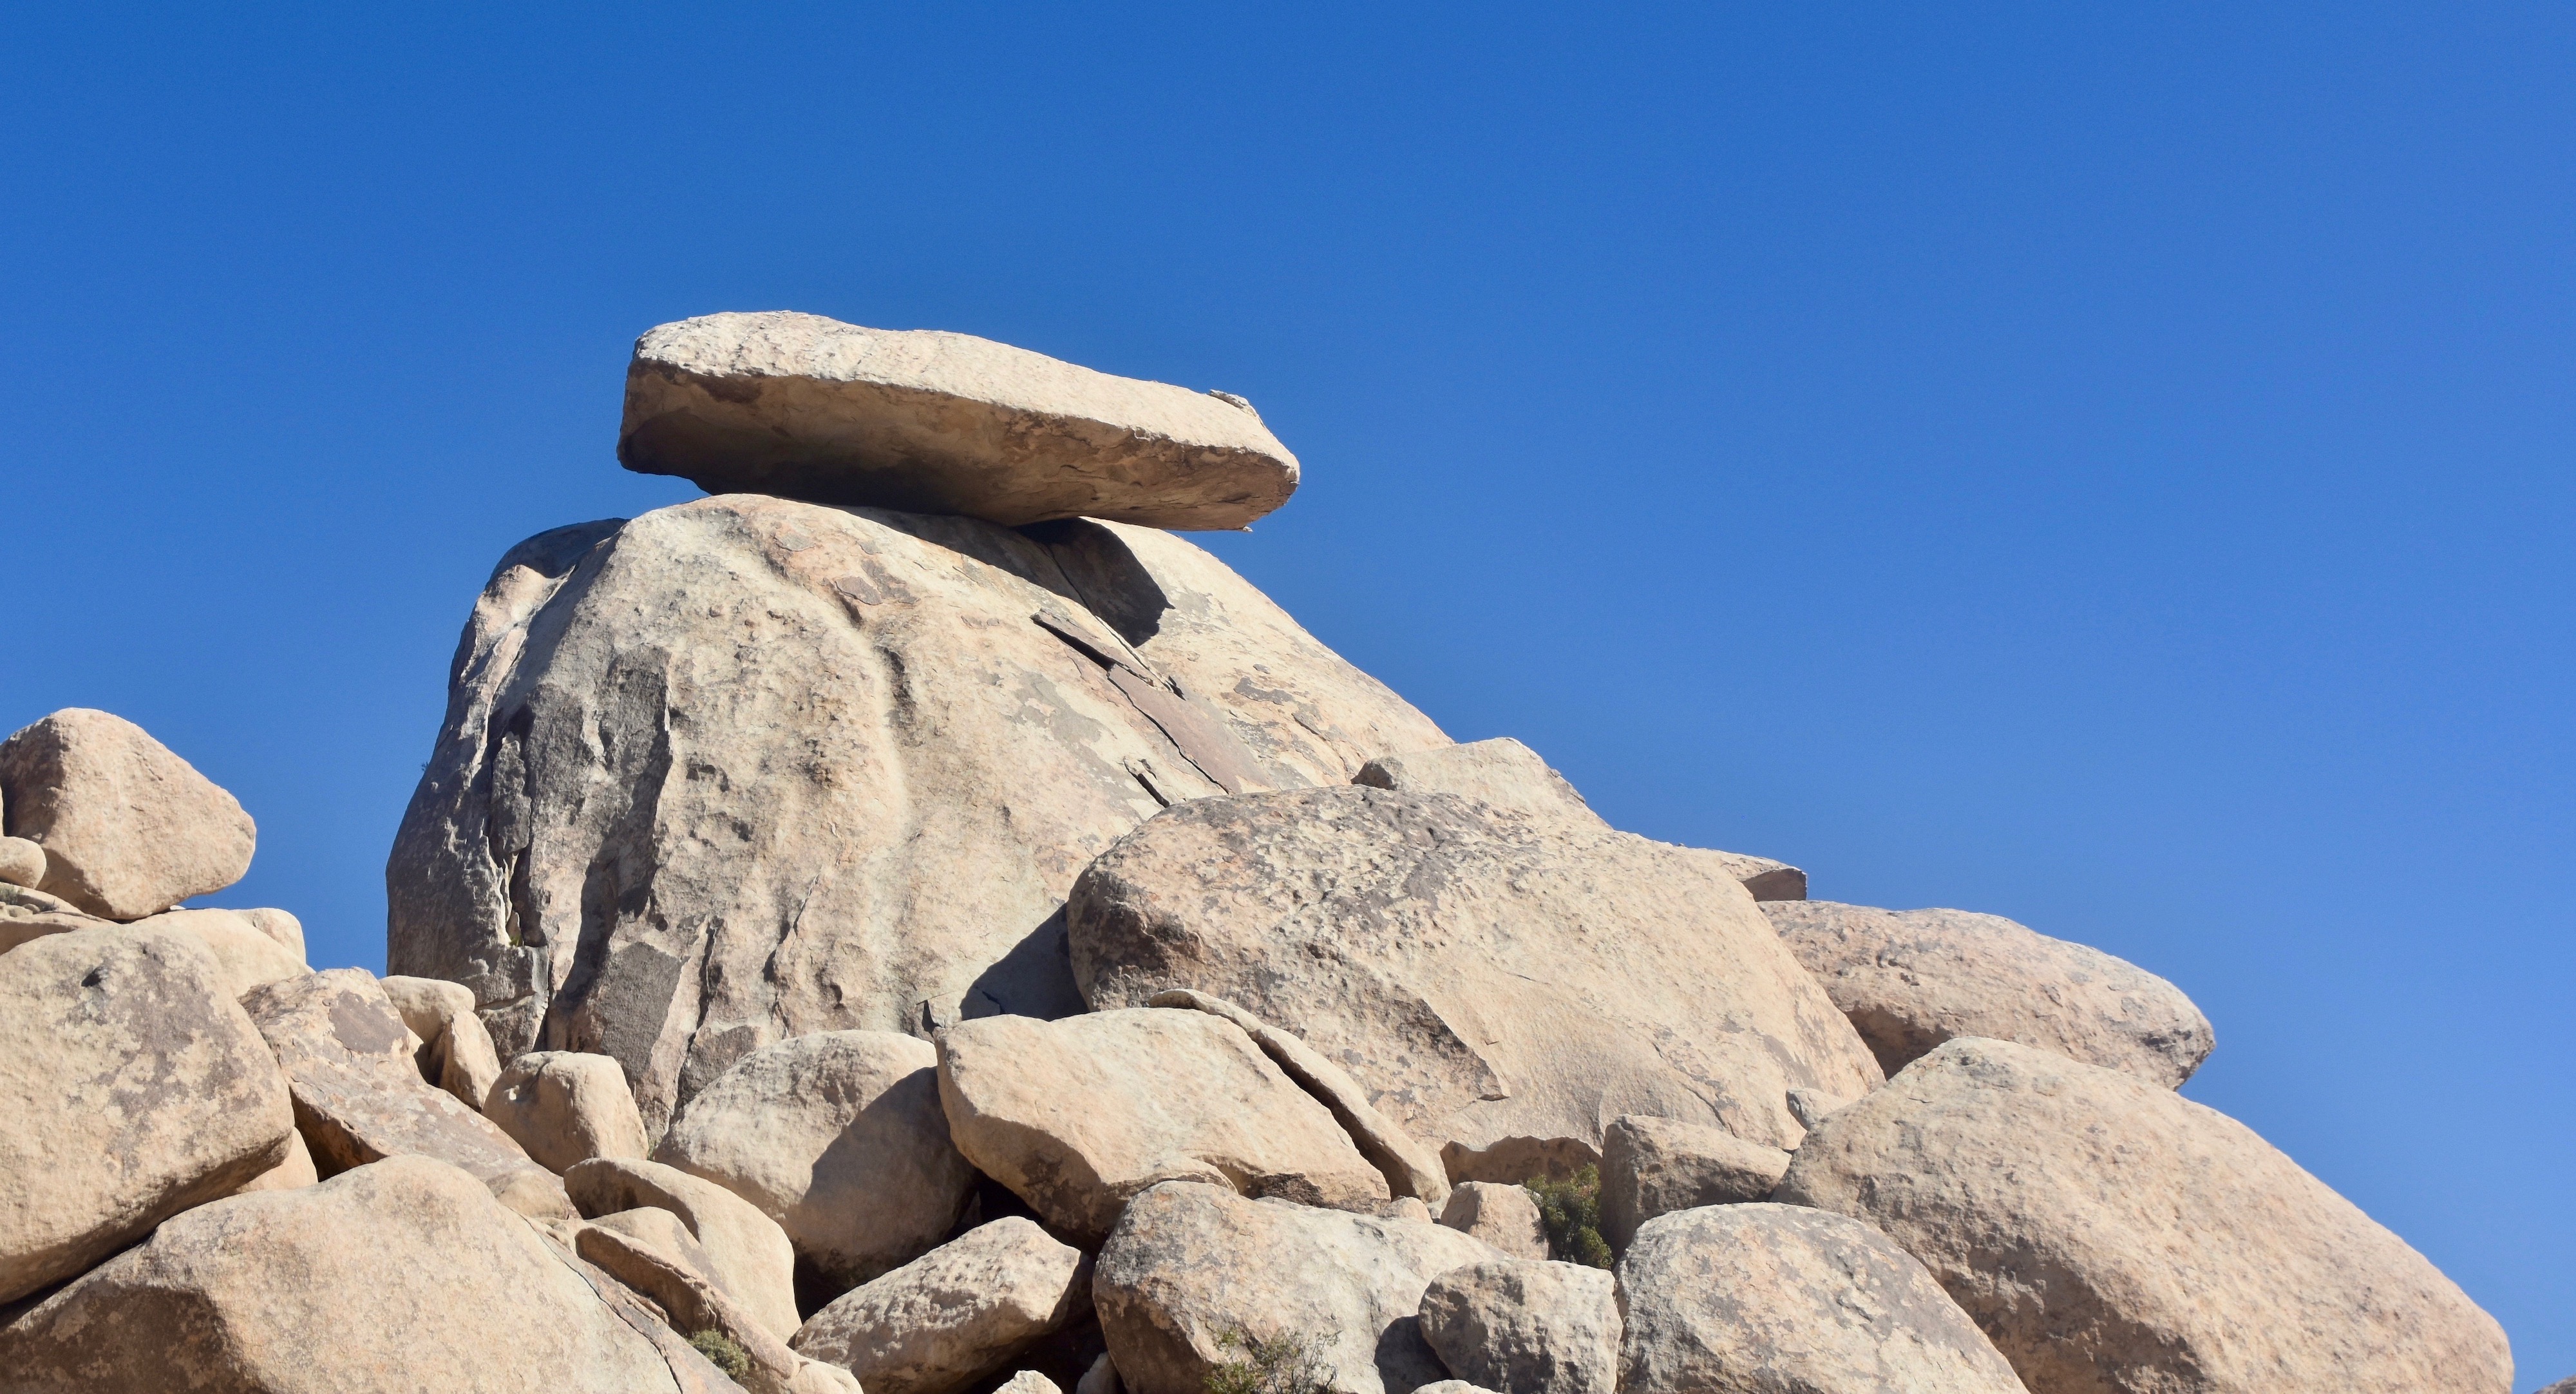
(1526, 1165, 1612, 1268)
(1204, 1328, 1332, 1394)
(689, 1329, 753, 1379)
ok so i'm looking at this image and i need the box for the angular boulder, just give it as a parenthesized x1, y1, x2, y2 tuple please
(1069, 787, 1881, 1170)
(0, 708, 256, 920)
(1617, 1203, 2025, 1394)
(1351, 737, 1804, 901)
(656, 1029, 973, 1290)
(241, 968, 569, 1217)
(1762, 899, 2215, 1086)
(0, 925, 294, 1302)
(0, 1155, 714, 1391)
(387, 497, 1447, 1134)
(487, 1050, 652, 1172)
(1094, 1180, 1501, 1394)
(792, 1216, 1087, 1394)
(1417, 1259, 1621, 1394)
(1597, 1114, 1791, 1252)
(1774, 1037, 2513, 1394)
(383, 972, 506, 1107)
(937, 1007, 1389, 1243)
(618, 310, 1300, 530)
(1437, 1183, 1549, 1261)
(566, 1155, 805, 1346)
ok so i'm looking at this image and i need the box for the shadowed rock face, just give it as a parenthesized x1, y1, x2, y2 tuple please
(385, 495, 1446, 1136)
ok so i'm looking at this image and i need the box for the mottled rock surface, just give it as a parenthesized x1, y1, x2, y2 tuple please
(656, 1030, 972, 1290)
(1094, 1180, 1500, 1394)
(938, 1007, 1388, 1242)
(566, 1155, 804, 1345)
(1418, 1259, 1621, 1394)
(1775, 1037, 2512, 1394)
(1070, 787, 1880, 1167)
(387, 497, 1446, 1134)
(1437, 1183, 1549, 1261)
(0, 708, 256, 920)
(1763, 900, 2214, 1086)
(1597, 1114, 1791, 1252)
(1618, 1203, 2025, 1394)
(0, 1155, 712, 1393)
(0, 925, 294, 1301)
(618, 311, 1300, 530)
(792, 1217, 1086, 1394)
(487, 1050, 651, 1172)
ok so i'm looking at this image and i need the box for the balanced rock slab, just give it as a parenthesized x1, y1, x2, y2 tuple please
(1353, 737, 1804, 900)
(1419, 1259, 1622, 1394)
(619, 310, 1300, 530)
(1069, 787, 1881, 1168)
(657, 1029, 972, 1291)
(0, 1155, 707, 1393)
(1763, 899, 2215, 1086)
(1618, 1203, 2024, 1394)
(1094, 1180, 1501, 1394)
(242, 968, 567, 1216)
(0, 925, 294, 1302)
(387, 497, 1448, 1134)
(567, 1156, 805, 1346)
(487, 1050, 650, 1172)
(1774, 1037, 2513, 1394)
(793, 1216, 1087, 1394)
(1598, 1114, 1791, 1252)
(937, 1007, 1389, 1243)
(0, 708, 256, 920)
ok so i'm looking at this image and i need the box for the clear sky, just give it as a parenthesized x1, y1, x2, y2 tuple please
(5, 3, 2567, 1377)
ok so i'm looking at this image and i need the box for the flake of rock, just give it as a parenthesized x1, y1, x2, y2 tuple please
(567, 1155, 806, 1346)
(1596, 1114, 1790, 1253)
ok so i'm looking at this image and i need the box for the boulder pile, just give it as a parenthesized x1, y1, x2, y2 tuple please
(0, 312, 2525, 1393)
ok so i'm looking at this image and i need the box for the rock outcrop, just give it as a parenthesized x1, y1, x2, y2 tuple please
(386, 494, 1447, 1135)
(565, 1156, 806, 1346)
(1617, 1203, 2026, 1394)
(1417, 1259, 1622, 1394)
(1069, 787, 1881, 1171)
(618, 311, 1300, 530)
(936, 1007, 1390, 1242)
(576, 1220, 861, 1394)
(656, 1029, 974, 1292)
(0, 708, 257, 920)
(1762, 899, 2215, 1086)
(383, 972, 507, 1107)
(791, 1216, 1088, 1394)
(1774, 1037, 2514, 1394)
(486, 1049, 652, 1172)
(128, 906, 309, 998)
(1596, 1114, 1791, 1253)
(1094, 1180, 1501, 1394)
(0, 1155, 721, 1392)
(0, 925, 294, 1302)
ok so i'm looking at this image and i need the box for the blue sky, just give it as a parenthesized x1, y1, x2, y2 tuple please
(5, 3, 2568, 1377)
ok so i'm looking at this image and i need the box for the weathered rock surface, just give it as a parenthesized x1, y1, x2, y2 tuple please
(618, 311, 1300, 530)
(0, 1154, 715, 1392)
(0, 881, 104, 954)
(0, 708, 256, 920)
(383, 972, 507, 1107)
(567, 1156, 805, 1346)
(938, 1007, 1390, 1243)
(1418, 1259, 1621, 1394)
(1070, 787, 1880, 1170)
(1150, 988, 1450, 1208)
(0, 834, 44, 888)
(1094, 1180, 1501, 1394)
(241, 904, 306, 957)
(241, 968, 569, 1217)
(0, 924, 294, 1302)
(387, 495, 1447, 1134)
(791, 1216, 1086, 1394)
(233, 1127, 320, 1193)
(1351, 737, 1805, 901)
(1763, 899, 2215, 1087)
(488, 1049, 652, 1171)
(1437, 1183, 1549, 1261)
(576, 1221, 860, 1394)
(1597, 1114, 1791, 1252)
(997, 1372, 1065, 1394)
(1774, 1037, 2513, 1394)
(129, 907, 308, 997)
(656, 1029, 972, 1290)
(1617, 1203, 2025, 1394)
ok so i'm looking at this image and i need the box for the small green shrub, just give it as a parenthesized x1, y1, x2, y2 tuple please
(689, 1329, 753, 1379)
(1525, 1165, 1612, 1269)
(1204, 1328, 1332, 1394)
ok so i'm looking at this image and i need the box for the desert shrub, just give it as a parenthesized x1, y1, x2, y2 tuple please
(1204, 1328, 1332, 1394)
(1525, 1165, 1612, 1268)
(689, 1329, 753, 1379)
